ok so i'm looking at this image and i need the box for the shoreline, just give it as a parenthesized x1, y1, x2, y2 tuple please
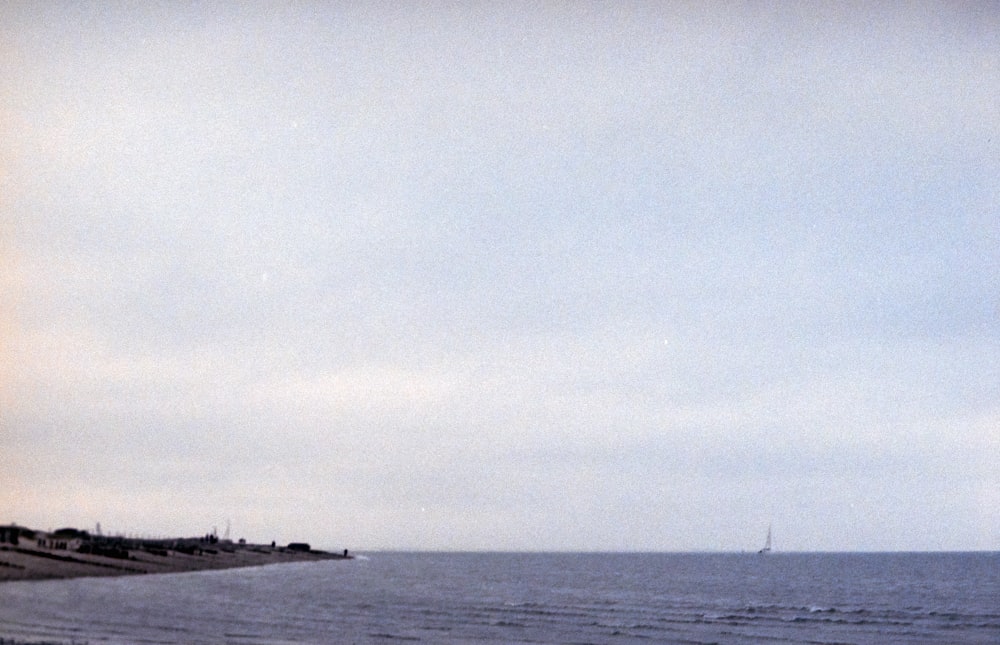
(0, 527, 350, 584)
(0, 544, 349, 583)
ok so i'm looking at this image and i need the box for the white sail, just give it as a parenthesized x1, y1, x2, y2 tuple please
(758, 525, 772, 554)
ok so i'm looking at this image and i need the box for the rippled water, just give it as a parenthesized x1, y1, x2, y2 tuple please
(0, 552, 997, 644)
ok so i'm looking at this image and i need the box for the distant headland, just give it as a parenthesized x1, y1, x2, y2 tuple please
(0, 524, 351, 583)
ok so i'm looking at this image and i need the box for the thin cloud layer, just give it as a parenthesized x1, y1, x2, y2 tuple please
(2, 3, 998, 551)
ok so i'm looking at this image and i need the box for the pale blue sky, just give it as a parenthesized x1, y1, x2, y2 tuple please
(2, 2, 998, 551)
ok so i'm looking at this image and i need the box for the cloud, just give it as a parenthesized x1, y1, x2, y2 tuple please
(2, 2, 998, 550)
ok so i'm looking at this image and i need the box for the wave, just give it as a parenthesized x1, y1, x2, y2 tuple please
(2, 552, 998, 644)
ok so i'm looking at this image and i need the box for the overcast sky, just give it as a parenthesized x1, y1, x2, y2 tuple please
(2, 2, 998, 552)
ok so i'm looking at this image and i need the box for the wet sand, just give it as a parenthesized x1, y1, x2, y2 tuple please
(0, 543, 348, 583)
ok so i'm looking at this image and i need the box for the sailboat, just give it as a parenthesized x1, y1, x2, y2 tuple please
(758, 525, 772, 554)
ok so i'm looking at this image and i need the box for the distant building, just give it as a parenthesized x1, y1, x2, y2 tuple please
(0, 525, 19, 545)
(287, 542, 311, 552)
(34, 528, 86, 552)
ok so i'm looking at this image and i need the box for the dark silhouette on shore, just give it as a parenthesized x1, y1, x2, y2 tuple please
(0, 524, 352, 583)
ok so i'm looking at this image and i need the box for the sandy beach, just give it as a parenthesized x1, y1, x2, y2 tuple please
(0, 527, 349, 583)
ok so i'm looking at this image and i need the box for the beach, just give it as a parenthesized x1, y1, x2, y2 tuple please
(0, 528, 348, 583)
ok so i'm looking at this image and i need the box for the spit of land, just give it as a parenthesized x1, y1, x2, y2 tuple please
(0, 524, 350, 583)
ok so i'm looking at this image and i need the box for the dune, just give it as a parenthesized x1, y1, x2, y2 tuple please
(0, 526, 350, 583)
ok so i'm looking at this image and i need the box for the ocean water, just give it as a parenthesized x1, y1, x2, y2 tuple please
(0, 552, 997, 644)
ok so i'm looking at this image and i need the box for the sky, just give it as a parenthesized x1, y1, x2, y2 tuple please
(1, 2, 998, 552)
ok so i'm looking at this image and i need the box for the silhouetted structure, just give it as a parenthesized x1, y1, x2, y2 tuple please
(0, 525, 19, 545)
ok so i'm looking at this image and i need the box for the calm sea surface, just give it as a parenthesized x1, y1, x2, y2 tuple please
(0, 552, 997, 644)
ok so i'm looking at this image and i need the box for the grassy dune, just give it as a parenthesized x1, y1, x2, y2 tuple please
(0, 529, 349, 583)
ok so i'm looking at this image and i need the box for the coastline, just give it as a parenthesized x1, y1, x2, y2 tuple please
(0, 528, 350, 584)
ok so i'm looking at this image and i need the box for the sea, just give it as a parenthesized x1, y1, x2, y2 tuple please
(0, 552, 997, 644)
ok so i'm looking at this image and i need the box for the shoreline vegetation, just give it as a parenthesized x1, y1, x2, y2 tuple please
(0, 524, 351, 584)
